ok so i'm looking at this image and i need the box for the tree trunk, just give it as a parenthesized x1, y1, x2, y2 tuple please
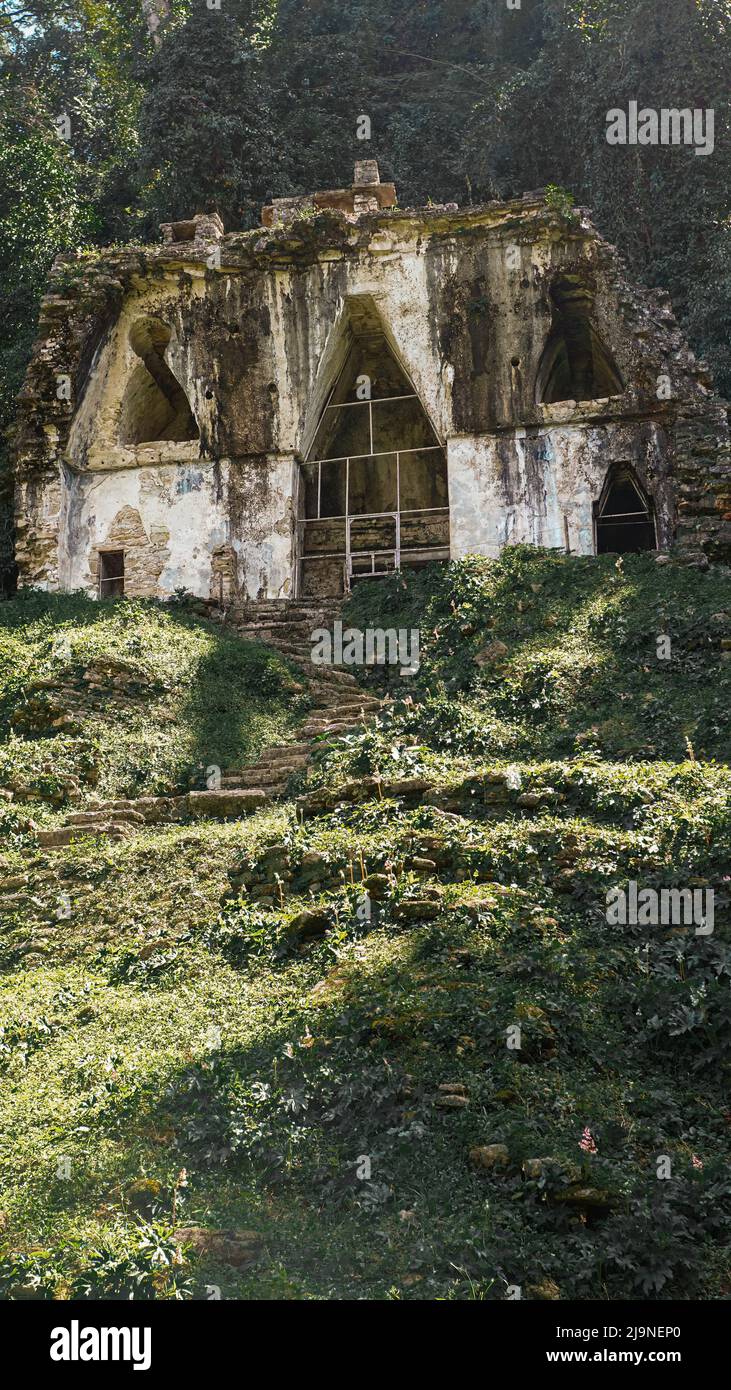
(142, 0, 170, 48)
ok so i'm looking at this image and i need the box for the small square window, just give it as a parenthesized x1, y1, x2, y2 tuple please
(98, 550, 125, 598)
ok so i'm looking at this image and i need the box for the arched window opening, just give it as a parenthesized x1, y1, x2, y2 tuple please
(537, 277, 624, 405)
(595, 465, 656, 554)
(118, 318, 198, 445)
(298, 309, 449, 596)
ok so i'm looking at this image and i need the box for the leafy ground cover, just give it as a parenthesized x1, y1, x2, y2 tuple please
(334, 547, 731, 765)
(0, 552, 729, 1300)
(0, 591, 305, 825)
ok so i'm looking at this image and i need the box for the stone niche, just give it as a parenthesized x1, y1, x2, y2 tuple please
(118, 318, 199, 447)
(210, 544, 237, 605)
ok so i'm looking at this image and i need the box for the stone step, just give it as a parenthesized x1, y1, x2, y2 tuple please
(303, 711, 367, 724)
(306, 668, 362, 689)
(309, 709, 381, 723)
(236, 631, 315, 649)
(305, 705, 376, 720)
(235, 598, 342, 611)
(223, 761, 308, 783)
(250, 742, 311, 758)
(263, 647, 318, 663)
(86, 798, 139, 812)
(307, 707, 381, 723)
(222, 762, 298, 778)
(247, 640, 360, 676)
(44, 787, 272, 848)
(186, 789, 270, 817)
(253, 643, 317, 656)
(237, 613, 340, 627)
(247, 747, 311, 764)
(233, 613, 341, 635)
(235, 617, 327, 634)
(306, 667, 366, 683)
(302, 720, 369, 736)
(38, 822, 136, 848)
(306, 684, 381, 704)
(224, 774, 304, 790)
(222, 774, 293, 791)
(308, 700, 383, 722)
(233, 598, 342, 611)
(66, 809, 145, 826)
(318, 691, 382, 704)
(38, 623, 384, 839)
(240, 772, 309, 783)
(304, 706, 367, 719)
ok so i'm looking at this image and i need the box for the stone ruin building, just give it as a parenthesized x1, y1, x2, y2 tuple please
(12, 160, 731, 604)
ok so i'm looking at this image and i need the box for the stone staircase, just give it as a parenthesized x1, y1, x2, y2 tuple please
(36, 599, 384, 847)
(220, 598, 383, 795)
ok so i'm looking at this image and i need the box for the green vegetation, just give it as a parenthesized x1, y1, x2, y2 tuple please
(0, 590, 305, 819)
(335, 546, 731, 764)
(0, 552, 728, 1300)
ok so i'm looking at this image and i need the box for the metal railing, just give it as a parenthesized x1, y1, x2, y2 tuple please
(303, 443, 445, 518)
(297, 442, 449, 591)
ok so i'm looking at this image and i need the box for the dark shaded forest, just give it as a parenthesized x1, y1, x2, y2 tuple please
(1, 0, 730, 586)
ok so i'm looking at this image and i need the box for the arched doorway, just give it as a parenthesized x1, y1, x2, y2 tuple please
(594, 465, 656, 553)
(297, 312, 449, 596)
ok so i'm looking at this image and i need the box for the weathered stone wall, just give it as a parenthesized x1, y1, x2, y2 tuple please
(449, 419, 674, 558)
(12, 193, 730, 599)
(55, 454, 295, 601)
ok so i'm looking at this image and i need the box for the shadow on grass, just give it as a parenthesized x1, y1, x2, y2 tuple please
(0, 588, 309, 788)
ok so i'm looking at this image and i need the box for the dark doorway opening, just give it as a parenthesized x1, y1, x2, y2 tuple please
(99, 550, 125, 597)
(595, 467, 656, 554)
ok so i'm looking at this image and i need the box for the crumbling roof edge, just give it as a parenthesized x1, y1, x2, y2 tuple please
(47, 192, 589, 283)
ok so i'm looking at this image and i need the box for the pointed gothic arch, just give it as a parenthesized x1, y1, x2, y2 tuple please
(594, 464, 656, 554)
(537, 277, 624, 404)
(118, 317, 199, 445)
(297, 298, 449, 596)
